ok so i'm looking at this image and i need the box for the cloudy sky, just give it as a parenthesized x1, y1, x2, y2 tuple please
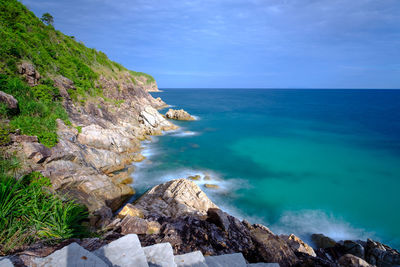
(22, 0, 400, 88)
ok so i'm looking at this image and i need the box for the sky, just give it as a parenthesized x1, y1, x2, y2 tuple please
(21, 0, 400, 88)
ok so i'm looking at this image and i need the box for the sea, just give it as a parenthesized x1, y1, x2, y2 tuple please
(130, 89, 400, 249)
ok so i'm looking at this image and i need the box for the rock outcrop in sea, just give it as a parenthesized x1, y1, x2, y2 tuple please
(165, 108, 195, 121)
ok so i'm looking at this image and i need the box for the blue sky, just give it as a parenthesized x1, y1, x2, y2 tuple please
(22, 0, 400, 88)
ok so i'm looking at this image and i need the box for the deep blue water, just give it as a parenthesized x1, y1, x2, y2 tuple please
(131, 89, 400, 248)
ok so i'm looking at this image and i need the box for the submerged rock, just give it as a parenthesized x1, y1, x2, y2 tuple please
(204, 184, 219, 189)
(165, 108, 195, 121)
(188, 174, 201, 181)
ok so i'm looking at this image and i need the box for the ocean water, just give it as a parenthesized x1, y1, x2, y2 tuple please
(131, 89, 400, 249)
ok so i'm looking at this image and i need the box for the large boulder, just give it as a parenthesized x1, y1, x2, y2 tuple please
(18, 62, 40, 86)
(140, 105, 178, 132)
(311, 233, 337, 249)
(0, 91, 18, 112)
(132, 179, 218, 218)
(165, 108, 195, 121)
(338, 254, 372, 267)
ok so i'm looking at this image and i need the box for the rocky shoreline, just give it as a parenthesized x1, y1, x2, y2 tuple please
(1, 65, 400, 266)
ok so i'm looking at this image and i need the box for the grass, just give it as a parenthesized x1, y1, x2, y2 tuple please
(0, 155, 89, 255)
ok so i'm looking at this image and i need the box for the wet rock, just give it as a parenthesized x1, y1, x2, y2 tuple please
(18, 62, 40, 86)
(165, 109, 195, 121)
(0, 91, 18, 111)
(312, 234, 337, 249)
(365, 239, 400, 267)
(132, 179, 218, 218)
(249, 224, 298, 267)
(207, 208, 231, 232)
(188, 175, 201, 181)
(338, 254, 372, 267)
(280, 234, 316, 257)
(342, 240, 365, 259)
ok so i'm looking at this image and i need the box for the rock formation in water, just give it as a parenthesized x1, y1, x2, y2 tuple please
(165, 108, 195, 121)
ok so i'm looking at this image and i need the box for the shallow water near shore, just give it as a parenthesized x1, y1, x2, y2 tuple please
(131, 89, 400, 249)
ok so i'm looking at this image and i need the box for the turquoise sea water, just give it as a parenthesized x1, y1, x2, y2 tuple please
(131, 89, 400, 248)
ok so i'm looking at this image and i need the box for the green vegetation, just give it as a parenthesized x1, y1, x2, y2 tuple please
(40, 12, 53, 26)
(0, 74, 70, 147)
(0, 155, 88, 254)
(129, 70, 155, 84)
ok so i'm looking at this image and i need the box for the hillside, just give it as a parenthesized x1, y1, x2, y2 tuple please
(0, 0, 172, 254)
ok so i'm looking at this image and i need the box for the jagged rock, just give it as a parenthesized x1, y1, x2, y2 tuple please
(338, 254, 372, 267)
(280, 234, 316, 257)
(365, 239, 400, 267)
(312, 234, 337, 249)
(174, 251, 208, 267)
(132, 179, 218, 218)
(53, 76, 75, 99)
(0, 91, 18, 112)
(18, 62, 40, 86)
(250, 224, 298, 267)
(94, 234, 148, 267)
(342, 240, 365, 259)
(207, 208, 231, 232)
(205, 253, 247, 267)
(165, 109, 195, 121)
(143, 243, 176, 267)
(140, 105, 178, 132)
(118, 203, 144, 219)
(33, 242, 107, 267)
(22, 141, 51, 163)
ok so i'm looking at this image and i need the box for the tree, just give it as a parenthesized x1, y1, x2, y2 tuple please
(41, 13, 54, 26)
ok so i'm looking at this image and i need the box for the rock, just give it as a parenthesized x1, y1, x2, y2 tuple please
(118, 203, 144, 219)
(188, 175, 201, 181)
(33, 242, 107, 267)
(338, 254, 372, 267)
(140, 105, 178, 132)
(205, 253, 247, 267)
(18, 62, 40, 86)
(143, 243, 176, 267)
(132, 179, 218, 218)
(311, 234, 337, 249)
(204, 184, 219, 189)
(250, 224, 298, 267)
(0, 91, 18, 112)
(280, 234, 316, 257)
(77, 124, 140, 153)
(165, 109, 195, 121)
(53, 76, 75, 99)
(120, 216, 161, 235)
(174, 251, 208, 267)
(22, 141, 51, 163)
(342, 240, 365, 259)
(133, 153, 146, 162)
(0, 257, 14, 267)
(11, 134, 38, 143)
(365, 239, 400, 267)
(94, 234, 148, 267)
(247, 264, 280, 267)
(207, 208, 231, 232)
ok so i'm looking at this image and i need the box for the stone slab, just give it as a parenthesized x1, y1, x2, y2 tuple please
(205, 253, 247, 267)
(247, 263, 280, 267)
(0, 258, 14, 267)
(143, 243, 176, 267)
(34, 242, 107, 267)
(174, 251, 207, 267)
(94, 234, 148, 267)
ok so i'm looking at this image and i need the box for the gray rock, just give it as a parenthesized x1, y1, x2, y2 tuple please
(207, 208, 231, 232)
(94, 234, 148, 267)
(143, 243, 177, 267)
(33, 242, 107, 267)
(0, 257, 14, 267)
(311, 233, 337, 249)
(365, 239, 400, 267)
(205, 253, 247, 267)
(0, 91, 18, 111)
(247, 264, 280, 267)
(338, 254, 372, 267)
(343, 240, 365, 259)
(174, 251, 207, 267)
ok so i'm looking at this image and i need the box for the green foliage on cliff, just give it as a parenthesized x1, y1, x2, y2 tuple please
(0, 157, 88, 255)
(0, 74, 70, 147)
